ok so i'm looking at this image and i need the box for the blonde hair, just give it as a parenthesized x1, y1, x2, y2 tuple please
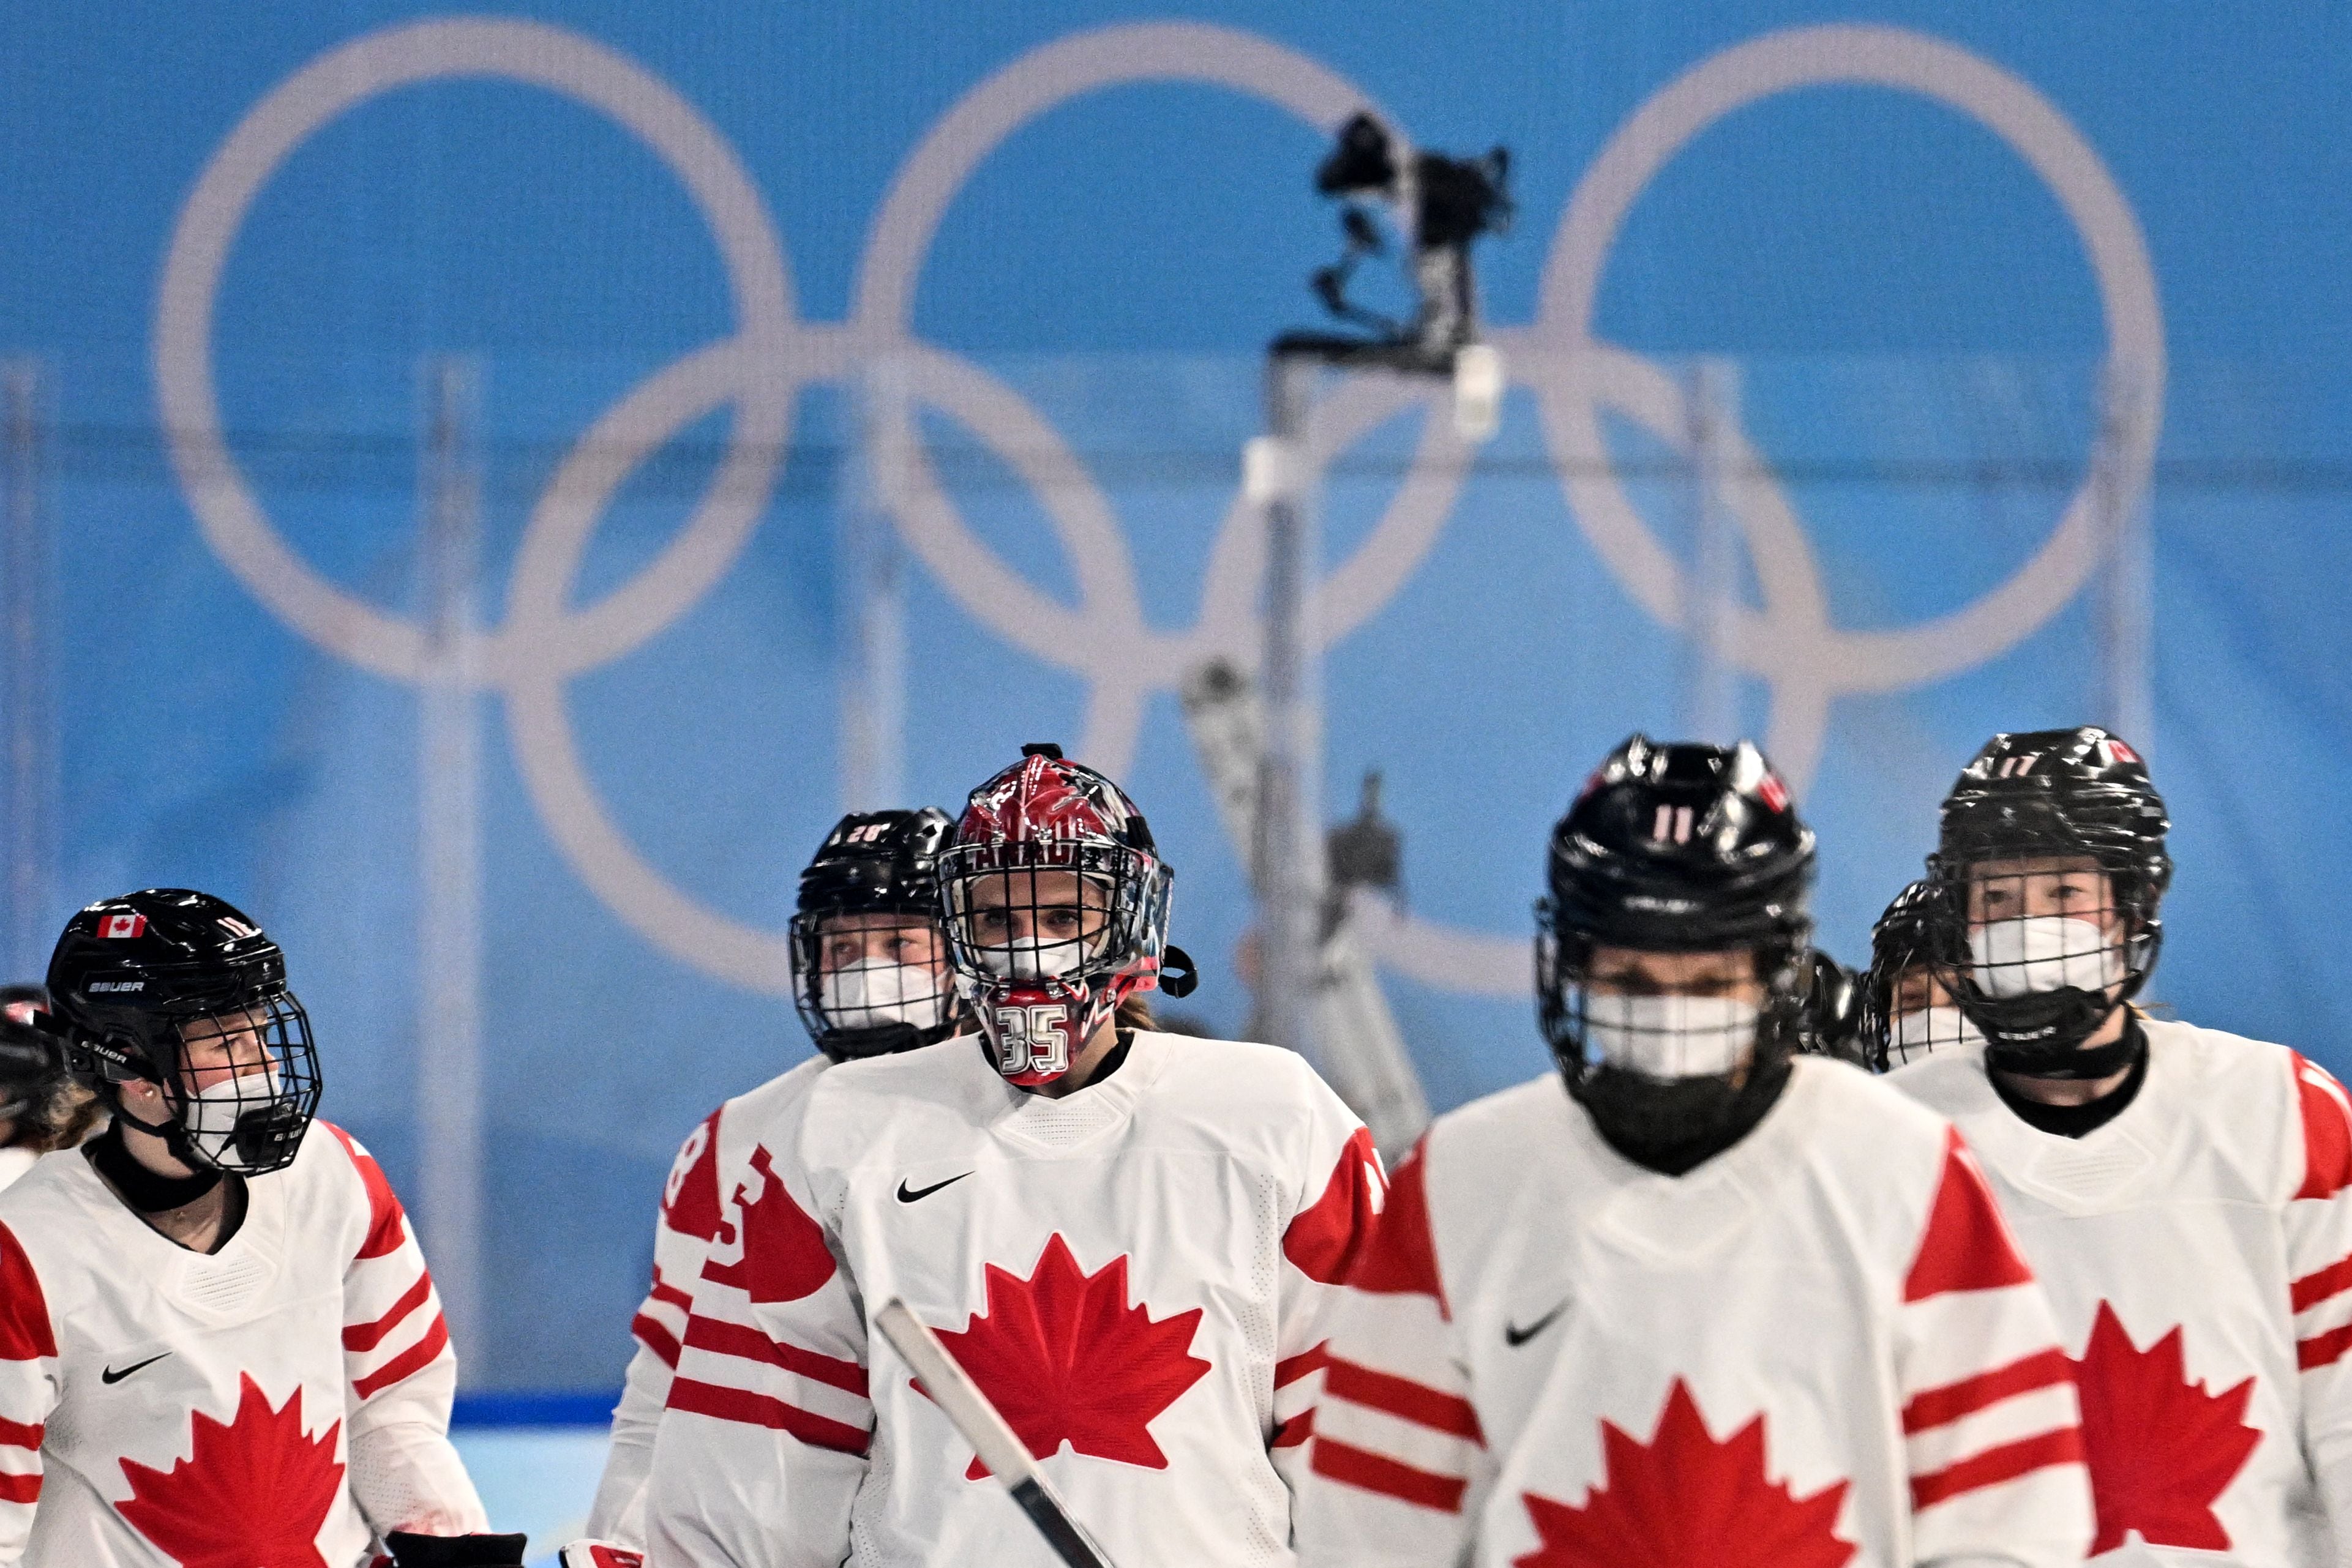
(5, 1077, 103, 1154)
(1115, 992, 1157, 1033)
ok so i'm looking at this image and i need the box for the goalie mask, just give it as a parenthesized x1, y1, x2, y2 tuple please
(940, 744, 1188, 1088)
(1925, 726, 2168, 1079)
(788, 808, 959, 1061)
(46, 890, 321, 1175)
(1536, 736, 1815, 1167)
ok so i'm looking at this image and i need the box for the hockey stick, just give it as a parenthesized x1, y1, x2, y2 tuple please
(874, 1299, 1118, 1568)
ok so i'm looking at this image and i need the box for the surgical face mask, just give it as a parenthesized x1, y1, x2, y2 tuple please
(818, 959, 949, 1032)
(1969, 916, 2122, 1000)
(1888, 1004, 1985, 1064)
(178, 1065, 298, 1172)
(973, 931, 1103, 984)
(1580, 993, 1761, 1079)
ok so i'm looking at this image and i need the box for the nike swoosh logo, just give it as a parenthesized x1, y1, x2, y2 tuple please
(1503, 1303, 1566, 1348)
(101, 1351, 171, 1385)
(896, 1171, 975, 1204)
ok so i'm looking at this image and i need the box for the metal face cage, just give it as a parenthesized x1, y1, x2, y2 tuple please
(1536, 920, 1792, 1084)
(1865, 960, 1982, 1072)
(786, 908, 957, 1059)
(1925, 835, 2159, 1066)
(1859, 881, 1976, 1072)
(938, 838, 1169, 993)
(160, 988, 322, 1175)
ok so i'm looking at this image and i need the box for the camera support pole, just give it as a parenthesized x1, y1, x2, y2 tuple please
(1248, 335, 1497, 1075)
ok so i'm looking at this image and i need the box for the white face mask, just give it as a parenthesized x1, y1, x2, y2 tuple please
(818, 960, 949, 1032)
(972, 931, 1104, 985)
(1888, 1004, 1985, 1064)
(1969, 916, 2122, 999)
(1581, 993, 1760, 1078)
(179, 1066, 284, 1170)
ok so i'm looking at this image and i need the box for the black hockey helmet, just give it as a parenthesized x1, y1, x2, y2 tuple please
(1537, 736, 1817, 1137)
(788, 808, 961, 1061)
(1925, 727, 2167, 1075)
(1791, 950, 1863, 1065)
(45, 889, 321, 1174)
(0, 985, 61, 1128)
(1856, 879, 1974, 1072)
(1538, 735, 1813, 978)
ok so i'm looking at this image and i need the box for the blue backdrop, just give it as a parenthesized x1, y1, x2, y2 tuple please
(5, 1, 2350, 1389)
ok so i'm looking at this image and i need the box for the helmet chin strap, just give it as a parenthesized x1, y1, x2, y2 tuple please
(1984, 1006, 2144, 1082)
(89, 1111, 223, 1213)
(107, 1075, 220, 1176)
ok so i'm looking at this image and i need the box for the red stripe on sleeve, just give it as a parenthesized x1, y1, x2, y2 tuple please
(1284, 1126, 1387, 1285)
(0, 1222, 54, 1361)
(1309, 1435, 1466, 1514)
(682, 1314, 868, 1396)
(1343, 1140, 1448, 1318)
(0, 1472, 37, 1505)
(1271, 1409, 1314, 1449)
(2293, 1251, 2352, 1314)
(1903, 1347, 2074, 1433)
(2299, 1322, 2352, 1372)
(631, 1312, 683, 1370)
(1910, 1426, 2085, 1509)
(1275, 1343, 1331, 1390)
(667, 1376, 871, 1455)
(0, 1416, 40, 1449)
(647, 1272, 694, 1314)
(1325, 1357, 1483, 1442)
(1904, 1127, 2035, 1302)
(351, 1314, 450, 1401)
(323, 1122, 410, 1261)
(343, 1271, 433, 1353)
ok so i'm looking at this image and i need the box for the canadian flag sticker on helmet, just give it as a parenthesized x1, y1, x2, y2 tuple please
(1758, 773, 1790, 813)
(99, 913, 147, 939)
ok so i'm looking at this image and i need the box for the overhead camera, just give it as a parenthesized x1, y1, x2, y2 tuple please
(1297, 113, 1513, 366)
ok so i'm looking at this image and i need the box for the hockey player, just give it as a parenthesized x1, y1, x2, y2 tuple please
(1889, 726, 2352, 1562)
(577, 809, 961, 1553)
(1294, 734, 2092, 1568)
(1859, 879, 1985, 1070)
(0, 890, 520, 1567)
(645, 743, 1384, 1568)
(0, 991, 97, 1194)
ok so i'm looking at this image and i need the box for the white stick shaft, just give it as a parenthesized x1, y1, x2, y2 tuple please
(875, 1300, 1038, 1485)
(874, 1300, 1118, 1568)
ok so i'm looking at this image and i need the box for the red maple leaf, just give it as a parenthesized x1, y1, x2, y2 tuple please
(924, 1233, 1211, 1480)
(2071, 1301, 2259, 1553)
(1515, 1380, 1854, 1568)
(117, 1374, 345, 1568)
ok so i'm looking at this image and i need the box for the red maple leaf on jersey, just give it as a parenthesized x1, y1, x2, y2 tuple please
(116, 1374, 345, 1567)
(2071, 1301, 2259, 1553)
(924, 1232, 1211, 1480)
(1514, 1380, 1854, 1568)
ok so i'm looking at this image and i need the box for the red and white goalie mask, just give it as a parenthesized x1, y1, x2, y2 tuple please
(940, 745, 1174, 1087)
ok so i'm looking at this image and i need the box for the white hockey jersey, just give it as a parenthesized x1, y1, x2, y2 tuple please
(645, 1029, 1384, 1568)
(585, 1055, 830, 1543)
(0, 1122, 487, 1567)
(1892, 1018, 2352, 1564)
(1294, 1056, 2094, 1568)
(0, 1151, 34, 1196)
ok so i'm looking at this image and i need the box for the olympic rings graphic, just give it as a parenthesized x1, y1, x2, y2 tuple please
(152, 18, 2163, 999)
